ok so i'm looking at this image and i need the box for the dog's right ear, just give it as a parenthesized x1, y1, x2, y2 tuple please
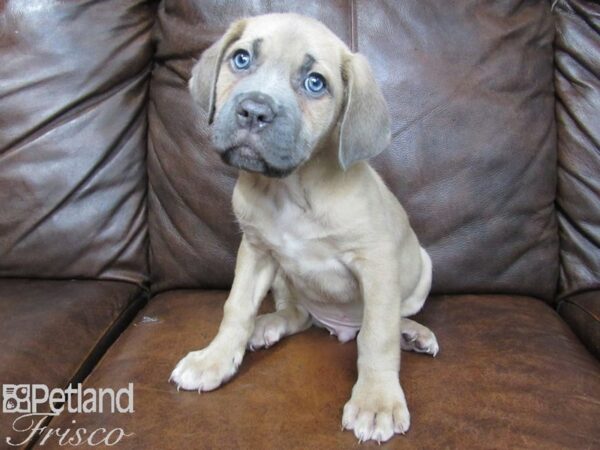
(189, 19, 247, 124)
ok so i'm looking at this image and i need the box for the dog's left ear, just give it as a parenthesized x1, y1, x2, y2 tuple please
(189, 19, 247, 124)
(338, 53, 391, 170)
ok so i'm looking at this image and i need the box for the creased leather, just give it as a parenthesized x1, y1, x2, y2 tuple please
(0, 0, 155, 285)
(148, 0, 558, 299)
(554, 0, 600, 299)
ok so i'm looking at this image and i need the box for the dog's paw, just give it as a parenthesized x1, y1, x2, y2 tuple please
(170, 345, 244, 392)
(248, 313, 287, 350)
(401, 326, 439, 357)
(342, 382, 410, 443)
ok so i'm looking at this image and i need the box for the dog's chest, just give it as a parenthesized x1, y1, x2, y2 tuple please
(239, 196, 358, 304)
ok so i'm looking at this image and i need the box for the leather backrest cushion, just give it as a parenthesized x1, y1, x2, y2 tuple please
(554, 0, 600, 299)
(148, 0, 558, 299)
(0, 1, 154, 284)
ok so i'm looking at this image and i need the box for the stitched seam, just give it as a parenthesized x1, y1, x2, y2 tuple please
(350, 0, 357, 52)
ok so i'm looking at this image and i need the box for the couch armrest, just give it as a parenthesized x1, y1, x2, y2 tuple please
(557, 291, 600, 360)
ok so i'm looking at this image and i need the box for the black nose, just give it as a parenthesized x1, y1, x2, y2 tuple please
(236, 94, 276, 132)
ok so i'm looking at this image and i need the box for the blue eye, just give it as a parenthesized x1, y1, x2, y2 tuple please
(232, 49, 251, 70)
(304, 73, 327, 95)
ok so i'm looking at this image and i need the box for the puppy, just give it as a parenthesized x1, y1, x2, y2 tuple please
(171, 13, 438, 443)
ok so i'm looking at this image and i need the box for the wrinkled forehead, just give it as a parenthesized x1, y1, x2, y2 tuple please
(236, 15, 347, 72)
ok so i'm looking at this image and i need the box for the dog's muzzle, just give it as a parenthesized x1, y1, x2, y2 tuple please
(211, 90, 303, 178)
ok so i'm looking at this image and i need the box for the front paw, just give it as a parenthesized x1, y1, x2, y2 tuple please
(170, 345, 244, 392)
(342, 380, 410, 443)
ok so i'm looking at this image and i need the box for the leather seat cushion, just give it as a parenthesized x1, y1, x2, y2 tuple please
(0, 279, 144, 444)
(39, 291, 600, 449)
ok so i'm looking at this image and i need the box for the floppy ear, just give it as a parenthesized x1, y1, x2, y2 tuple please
(338, 53, 391, 170)
(189, 19, 247, 124)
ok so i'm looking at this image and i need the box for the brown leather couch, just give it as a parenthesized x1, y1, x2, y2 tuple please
(1, 1, 599, 448)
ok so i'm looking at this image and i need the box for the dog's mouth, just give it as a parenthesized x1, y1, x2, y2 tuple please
(221, 145, 265, 173)
(221, 145, 295, 178)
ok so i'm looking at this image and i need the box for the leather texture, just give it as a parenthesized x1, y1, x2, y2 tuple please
(41, 291, 600, 449)
(2, 0, 600, 448)
(147, 0, 559, 299)
(0, 0, 154, 285)
(0, 279, 144, 445)
(558, 290, 600, 359)
(555, 0, 600, 299)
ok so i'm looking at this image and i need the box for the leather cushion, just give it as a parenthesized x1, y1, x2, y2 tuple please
(147, 0, 558, 300)
(558, 291, 600, 359)
(0, 0, 154, 284)
(555, 0, 600, 299)
(0, 279, 144, 445)
(40, 291, 600, 449)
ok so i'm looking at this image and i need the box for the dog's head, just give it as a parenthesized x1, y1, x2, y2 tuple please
(189, 13, 390, 177)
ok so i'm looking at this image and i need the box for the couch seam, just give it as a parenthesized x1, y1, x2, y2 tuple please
(557, 298, 600, 324)
(350, 0, 357, 52)
(23, 288, 149, 449)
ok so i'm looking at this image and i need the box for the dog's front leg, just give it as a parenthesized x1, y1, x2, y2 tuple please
(342, 257, 410, 443)
(171, 236, 276, 392)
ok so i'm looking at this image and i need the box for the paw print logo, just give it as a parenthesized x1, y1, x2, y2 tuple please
(2, 385, 31, 414)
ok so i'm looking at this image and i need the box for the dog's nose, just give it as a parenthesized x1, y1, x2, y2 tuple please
(236, 94, 276, 132)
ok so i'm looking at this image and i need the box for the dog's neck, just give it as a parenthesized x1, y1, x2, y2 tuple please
(238, 145, 354, 210)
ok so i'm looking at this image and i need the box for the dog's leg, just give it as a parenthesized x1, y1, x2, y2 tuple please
(401, 318, 439, 356)
(342, 259, 410, 443)
(170, 236, 275, 392)
(400, 248, 431, 317)
(248, 272, 311, 350)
